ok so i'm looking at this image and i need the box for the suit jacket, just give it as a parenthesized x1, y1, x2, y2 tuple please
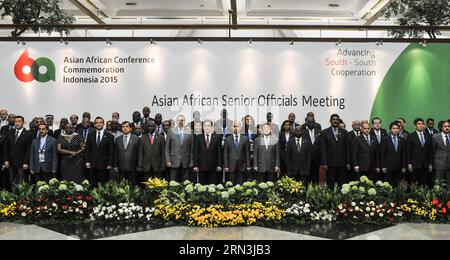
(193, 133, 223, 171)
(165, 127, 193, 168)
(29, 136, 58, 173)
(138, 133, 165, 172)
(427, 128, 438, 135)
(0, 125, 14, 137)
(320, 127, 349, 167)
(286, 137, 312, 176)
(6, 129, 33, 168)
(380, 135, 406, 171)
(214, 119, 233, 136)
(223, 134, 251, 172)
(0, 134, 7, 165)
(140, 117, 155, 126)
(352, 135, 379, 172)
(279, 131, 294, 170)
(76, 122, 94, 131)
(301, 123, 322, 131)
(76, 127, 95, 143)
(85, 130, 115, 170)
(406, 131, 432, 168)
(432, 134, 450, 170)
(302, 128, 321, 165)
(370, 128, 388, 144)
(115, 134, 139, 172)
(253, 135, 280, 173)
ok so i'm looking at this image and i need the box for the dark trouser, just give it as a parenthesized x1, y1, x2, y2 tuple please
(118, 171, 137, 186)
(435, 170, 450, 188)
(170, 168, 191, 183)
(199, 171, 219, 185)
(9, 167, 28, 190)
(407, 168, 431, 187)
(0, 169, 11, 191)
(35, 170, 52, 183)
(326, 167, 346, 188)
(309, 162, 320, 184)
(91, 168, 110, 187)
(386, 170, 403, 187)
(227, 169, 246, 185)
(257, 171, 277, 183)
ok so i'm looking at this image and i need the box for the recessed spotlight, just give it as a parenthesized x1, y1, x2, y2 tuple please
(289, 41, 294, 47)
(335, 39, 342, 46)
(248, 39, 253, 46)
(106, 38, 112, 46)
(150, 39, 155, 46)
(329, 3, 340, 8)
(197, 39, 203, 46)
(376, 40, 383, 47)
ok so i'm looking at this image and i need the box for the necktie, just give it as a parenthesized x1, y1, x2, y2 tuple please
(97, 131, 101, 146)
(419, 132, 425, 147)
(297, 138, 301, 151)
(234, 135, 239, 148)
(124, 135, 129, 149)
(265, 137, 269, 149)
(333, 128, 338, 141)
(15, 130, 20, 143)
(376, 131, 381, 143)
(366, 135, 370, 145)
(206, 134, 210, 148)
(179, 128, 184, 143)
(310, 130, 315, 145)
(445, 134, 449, 147)
(150, 134, 154, 145)
(393, 136, 398, 152)
(83, 129, 88, 141)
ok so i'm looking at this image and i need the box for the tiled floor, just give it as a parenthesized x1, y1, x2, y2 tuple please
(0, 222, 449, 240)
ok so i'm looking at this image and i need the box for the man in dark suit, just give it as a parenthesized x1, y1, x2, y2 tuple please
(301, 112, 322, 131)
(432, 121, 450, 187)
(253, 123, 280, 182)
(223, 121, 251, 185)
(426, 118, 439, 136)
(288, 113, 301, 132)
(29, 123, 58, 183)
(5, 116, 32, 189)
(279, 120, 294, 177)
(287, 126, 312, 184)
(189, 111, 202, 135)
(352, 122, 379, 181)
(193, 120, 223, 184)
(0, 114, 16, 136)
(76, 117, 95, 143)
(406, 118, 433, 187)
(380, 122, 407, 186)
(140, 106, 154, 126)
(165, 115, 194, 182)
(398, 118, 410, 139)
(214, 109, 233, 140)
(320, 114, 350, 188)
(0, 132, 8, 190)
(115, 121, 139, 185)
(130, 111, 142, 129)
(302, 116, 321, 184)
(138, 121, 165, 181)
(348, 121, 361, 146)
(154, 113, 164, 136)
(160, 120, 171, 180)
(85, 117, 115, 187)
(76, 112, 94, 131)
(370, 117, 388, 145)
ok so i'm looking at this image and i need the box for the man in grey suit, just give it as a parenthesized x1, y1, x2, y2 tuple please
(115, 121, 139, 185)
(224, 121, 251, 185)
(165, 115, 194, 182)
(29, 123, 58, 183)
(139, 121, 165, 181)
(432, 121, 450, 188)
(253, 123, 280, 182)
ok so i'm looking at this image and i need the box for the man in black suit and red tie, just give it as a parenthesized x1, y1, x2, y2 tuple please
(406, 118, 433, 187)
(5, 116, 33, 189)
(320, 114, 350, 187)
(380, 122, 407, 186)
(193, 120, 223, 184)
(352, 122, 379, 181)
(85, 117, 115, 187)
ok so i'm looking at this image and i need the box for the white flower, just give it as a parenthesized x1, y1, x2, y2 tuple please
(58, 184, 68, 191)
(75, 184, 83, 192)
(82, 180, 90, 185)
(368, 188, 377, 196)
(351, 202, 356, 207)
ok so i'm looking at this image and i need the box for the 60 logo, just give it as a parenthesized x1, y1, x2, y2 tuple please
(14, 49, 55, 83)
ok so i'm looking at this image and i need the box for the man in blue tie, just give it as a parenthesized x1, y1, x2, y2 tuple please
(380, 122, 406, 187)
(223, 121, 251, 185)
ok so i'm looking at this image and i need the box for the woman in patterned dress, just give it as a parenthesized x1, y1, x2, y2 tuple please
(57, 124, 86, 184)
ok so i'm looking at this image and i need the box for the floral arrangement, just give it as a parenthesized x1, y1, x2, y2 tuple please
(0, 202, 16, 220)
(336, 201, 403, 223)
(400, 199, 437, 222)
(90, 203, 154, 223)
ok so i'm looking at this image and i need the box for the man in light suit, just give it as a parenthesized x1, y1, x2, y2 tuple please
(29, 123, 58, 183)
(253, 123, 280, 182)
(223, 121, 251, 185)
(115, 121, 139, 185)
(139, 121, 165, 181)
(432, 121, 450, 188)
(165, 115, 194, 182)
(286, 126, 312, 184)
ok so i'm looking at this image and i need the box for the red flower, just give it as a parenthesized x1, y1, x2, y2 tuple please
(76, 195, 83, 201)
(86, 196, 93, 202)
(67, 196, 72, 201)
(443, 208, 447, 214)
(62, 205, 68, 210)
(432, 199, 439, 206)
(389, 217, 396, 222)
(447, 201, 450, 209)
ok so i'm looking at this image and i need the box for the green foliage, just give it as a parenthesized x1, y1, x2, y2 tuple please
(382, 0, 450, 38)
(91, 181, 142, 205)
(0, 0, 75, 37)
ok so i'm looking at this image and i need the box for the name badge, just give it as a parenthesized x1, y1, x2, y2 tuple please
(39, 150, 45, 163)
